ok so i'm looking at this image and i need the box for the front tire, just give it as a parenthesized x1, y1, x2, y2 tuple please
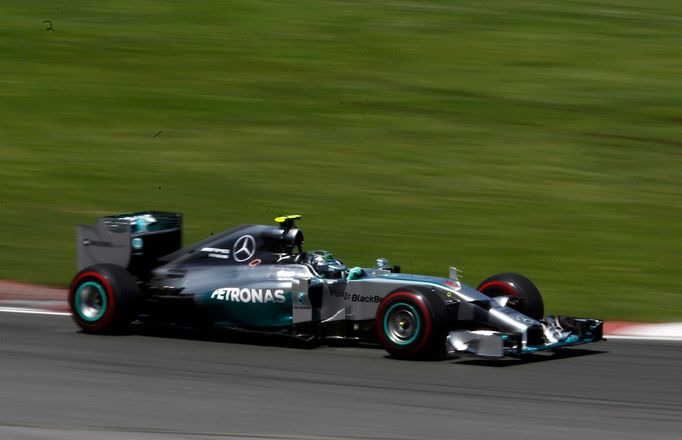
(69, 264, 140, 333)
(375, 287, 448, 359)
(477, 272, 544, 320)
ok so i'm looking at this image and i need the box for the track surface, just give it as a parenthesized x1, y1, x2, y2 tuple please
(1, 313, 681, 440)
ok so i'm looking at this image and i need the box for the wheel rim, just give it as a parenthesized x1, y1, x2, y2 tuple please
(383, 302, 421, 346)
(75, 281, 107, 322)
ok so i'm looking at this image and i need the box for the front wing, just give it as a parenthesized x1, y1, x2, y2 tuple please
(446, 316, 603, 358)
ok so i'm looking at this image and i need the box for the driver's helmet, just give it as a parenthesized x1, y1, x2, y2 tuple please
(306, 250, 347, 279)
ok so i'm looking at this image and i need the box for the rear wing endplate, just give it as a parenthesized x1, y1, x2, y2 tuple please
(77, 211, 182, 277)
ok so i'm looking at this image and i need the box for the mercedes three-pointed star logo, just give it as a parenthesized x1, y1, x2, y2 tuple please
(232, 235, 256, 262)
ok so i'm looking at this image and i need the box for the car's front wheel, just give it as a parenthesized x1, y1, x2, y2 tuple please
(477, 272, 544, 320)
(375, 287, 448, 359)
(69, 264, 140, 333)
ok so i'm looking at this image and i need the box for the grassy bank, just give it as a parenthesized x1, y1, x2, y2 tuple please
(1, 0, 681, 320)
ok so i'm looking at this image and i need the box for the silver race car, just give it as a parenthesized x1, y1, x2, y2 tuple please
(69, 212, 603, 359)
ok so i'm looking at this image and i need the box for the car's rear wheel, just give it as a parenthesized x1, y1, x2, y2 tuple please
(69, 264, 140, 333)
(477, 272, 544, 320)
(375, 287, 448, 359)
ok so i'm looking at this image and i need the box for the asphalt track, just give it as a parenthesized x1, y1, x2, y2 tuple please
(1, 313, 681, 440)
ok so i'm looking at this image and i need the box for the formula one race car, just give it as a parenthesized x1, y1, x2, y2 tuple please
(69, 212, 603, 359)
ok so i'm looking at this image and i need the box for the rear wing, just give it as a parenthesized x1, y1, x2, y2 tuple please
(77, 211, 182, 278)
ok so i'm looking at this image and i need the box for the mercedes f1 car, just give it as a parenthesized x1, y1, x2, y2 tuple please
(69, 212, 603, 359)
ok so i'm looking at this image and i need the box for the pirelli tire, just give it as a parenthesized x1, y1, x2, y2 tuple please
(69, 264, 140, 334)
(477, 272, 544, 320)
(375, 287, 449, 359)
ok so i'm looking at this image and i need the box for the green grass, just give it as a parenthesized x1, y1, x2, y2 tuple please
(1, 0, 681, 321)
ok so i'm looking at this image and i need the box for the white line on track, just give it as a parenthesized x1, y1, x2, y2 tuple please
(1, 307, 681, 342)
(0, 307, 71, 316)
(605, 334, 682, 342)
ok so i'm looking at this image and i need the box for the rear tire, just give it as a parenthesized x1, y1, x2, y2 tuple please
(477, 272, 544, 320)
(375, 287, 448, 359)
(69, 264, 140, 333)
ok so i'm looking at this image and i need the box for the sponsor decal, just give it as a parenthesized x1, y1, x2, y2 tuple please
(83, 239, 113, 247)
(248, 258, 262, 267)
(211, 288, 286, 304)
(500, 308, 518, 316)
(276, 270, 296, 278)
(297, 291, 306, 305)
(202, 247, 231, 259)
(121, 214, 157, 225)
(516, 315, 537, 325)
(233, 235, 256, 262)
(344, 292, 384, 303)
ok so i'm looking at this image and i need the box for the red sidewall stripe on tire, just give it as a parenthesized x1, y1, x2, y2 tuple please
(478, 280, 518, 297)
(70, 271, 115, 330)
(376, 291, 432, 356)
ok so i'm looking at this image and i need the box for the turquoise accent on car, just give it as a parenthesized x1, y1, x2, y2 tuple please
(347, 267, 365, 280)
(196, 289, 293, 329)
(522, 334, 581, 353)
(75, 281, 107, 322)
(135, 217, 147, 232)
(383, 302, 421, 346)
(363, 273, 491, 301)
(131, 237, 144, 250)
